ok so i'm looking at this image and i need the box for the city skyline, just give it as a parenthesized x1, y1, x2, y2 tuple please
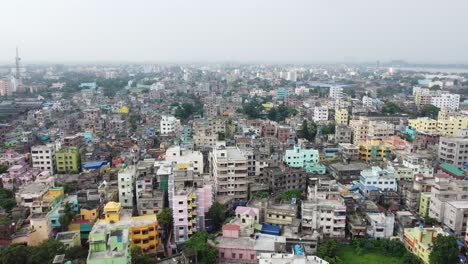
(1, 0, 467, 64)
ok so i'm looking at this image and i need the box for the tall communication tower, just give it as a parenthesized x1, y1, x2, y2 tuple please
(15, 46, 23, 91)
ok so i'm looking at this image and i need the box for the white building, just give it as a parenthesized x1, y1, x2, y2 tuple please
(118, 165, 137, 208)
(359, 167, 397, 193)
(329, 86, 343, 99)
(313, 106, 328, 122)
(210, 145, 248, 204)
(287, 71, 297, 82)
(160, 115, 180, 135)
(165, 146, 204, 173)
(366, 213, 394, 239)
(31, 144, 56, 175)
(362, 96, 373, 107)
(443, 201, 468, 239)
(431, 93, 460, 110)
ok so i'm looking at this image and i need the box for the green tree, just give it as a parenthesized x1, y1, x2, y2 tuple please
(0, 243, 30, 264)
(0, 164, 8, 174)
(183, 232, 218, 264)
(59, 202, 76, 232)
(28, 239, 66, 264)
(321, 123, 336, 135)
(279, 189, 302, 202)
(402, 252, 422, 264)
(317, 239, 339, 260)
(429, 85, 441, 91)
(131, 246, 153, 264)
(0, 189, 16, 214)
(206, 202, 226, 231)
(157, 208, 173, 229)
(381, 102, 402, 115)
(65, 246, 89, 260)
(217, 131, 225, 141)
(424, 216, 437, 226)
(429, 235, 458, 264)
(419, 105, 440, 119)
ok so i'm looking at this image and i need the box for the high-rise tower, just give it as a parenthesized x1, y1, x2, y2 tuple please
(14, 47, 22, 92)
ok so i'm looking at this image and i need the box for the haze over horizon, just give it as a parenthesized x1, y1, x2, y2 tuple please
(1, 0, 467, 64)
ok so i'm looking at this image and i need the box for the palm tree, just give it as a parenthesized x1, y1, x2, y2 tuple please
(59, 202, 75, 232)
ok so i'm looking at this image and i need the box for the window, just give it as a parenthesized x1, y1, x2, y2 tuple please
(239, 254, 243, 259)
(232, 253, 236, 258)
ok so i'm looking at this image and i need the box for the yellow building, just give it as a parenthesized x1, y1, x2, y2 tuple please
(42, 187, 65, 205)
(81, 207, 99, 221)
(358, 140, 394, 162)
(262, 102, 274, 111)
(117, 106, 129, 114)
(437, 113, 468, 136)
(404, 226, 446, 264)
(408, 117, 438, 133)
(129, 215, 161, 256)
(104, 201, 122, 222)
(419, 192, 431, 218)
(335, 107, 349, 125)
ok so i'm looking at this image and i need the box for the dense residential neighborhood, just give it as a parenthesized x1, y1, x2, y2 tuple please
(0, 59, 467, 264)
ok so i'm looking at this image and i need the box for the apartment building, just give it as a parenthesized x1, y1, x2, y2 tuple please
(263, 166, 307, 194)
(443, 201, 468, 239)
(335, 107, 349, 125)
(118, 165, 137, 208)
(165, 145, 204, 173)
(55, 147, 81, 173)
(403, 226, 446, 264)
(313, 106, 328, 122)
(193, 117, 225, 147)
(31, 144, 56, 175)
(431, 93, 460, 110)
(366, 213, 394, 239)
(358, 140, 394, 162)
(334, 124, 352, 144)
(302, 199, 346, 239)
(359, 166, 397, 194)
(329, 86, 343, 99)
(283, 144, 325, 174)
(437, 109, 468, 136)
(350, 118, 395, 144)
(438, 137, 468, 170)
(160, 115, 180, 135)
(428, 176, 468, 223)
(408, 117, 438, 133)
(210, 145, 248, 204)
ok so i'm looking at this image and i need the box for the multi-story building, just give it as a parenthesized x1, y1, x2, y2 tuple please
(359, 166, 397, 194)
(335, 107, 349, 125)
(276, 87, 289, 100)
(428, 176, 468, 223)
(302, 197, 346, 239)
(193, 117, 225, 147)
(55, 147, 81, 173)
(329, 86, 343, 99)
(313, 106, 328, 122)
(437, 109, 468, 136)
(160, 115, 180, 135)
(366, 213, 394, 239)
(283, 144, 325, 174)
(408, 117, 438, 133)
(276, 125, 296, 143)
(31, 144, 56, 175)
(263, 166, 307, 194)
(350, 118, 395, 144)
(431, 93, 460, 110)
(165, 146, 204, 173)
(438, 137, 468, 170)
(443, 201, 468, 239)
(210, 145, 248, 204)
(87, 223, 130, 264)
(358, 140, 394, 162)
(169, 187, 198, 244)
(419, 192, 431, 218)
(118, 165, 137, 208)
(403, 226, 446, 264)
(334, 125, 352, 144)
(0, 79, 12, 96)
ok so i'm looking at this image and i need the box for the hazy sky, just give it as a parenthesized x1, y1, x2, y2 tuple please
(1, 0, 467, 63)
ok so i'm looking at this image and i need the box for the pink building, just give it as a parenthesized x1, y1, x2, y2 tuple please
(0, 149, 28, 166)
(196, 184, 213, 231)
(383, 136, 408, 150)
(211, 225, 256, 263)
(1, 164, 47, 190)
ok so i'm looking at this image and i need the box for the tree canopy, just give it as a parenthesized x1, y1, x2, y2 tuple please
(206, 202, 226, 232)
(381, 102, 402, 115)
(267, 104, 297, 122)
(183, 232, 218, 264)
(157, 208, 173, 229)
(279, 189, 302, 202)
(429, 235, 458, 264)
(298, 120, 317, 141)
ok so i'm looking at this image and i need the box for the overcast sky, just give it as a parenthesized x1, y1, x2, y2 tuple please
(1, 0, 467, 64)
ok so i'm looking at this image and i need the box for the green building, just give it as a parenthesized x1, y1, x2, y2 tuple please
(56, 147, 81, 173)
(284, 144, 326, 174)
(419, 192, 431, 218)
(87, 223, 130, 264)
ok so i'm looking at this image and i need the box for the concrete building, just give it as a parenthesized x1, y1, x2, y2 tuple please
(334, 125, 352, 144)
(87, 224, 130, 264)
(403, 226, 446, 264)
(335, 107, 348, 125)
(118, 165, 137, 208)
(165, 146, 204, 173)
(366, 213, 394, 239)
(443, 200, 468, 239)
(210, 145, 248, 204)
(428, 176, 468, 223)
(313, 106, 328, 122)
(359, 166, 397, 194)
(283, 144, 325, 174)
(193, 117, 225, 147)
(276, 87, 289, 100)
(408, 117, 438, 133)
(437, 109, 468, 136)
(329, 86, 343, 99)
(419, 192, 431, 218)
(438, 137, 468, 170)
(56, 231, 80, 248)
(358, 140, 394, 162)
(31, 144, 56, 175)
(264, 166, 308, 194)
(160, 115, 180, 135)
(56, 147, 81, 173)
(431, 93, 460, 110)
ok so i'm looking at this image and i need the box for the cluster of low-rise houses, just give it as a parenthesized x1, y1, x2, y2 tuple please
(0, 64, 466, 263)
